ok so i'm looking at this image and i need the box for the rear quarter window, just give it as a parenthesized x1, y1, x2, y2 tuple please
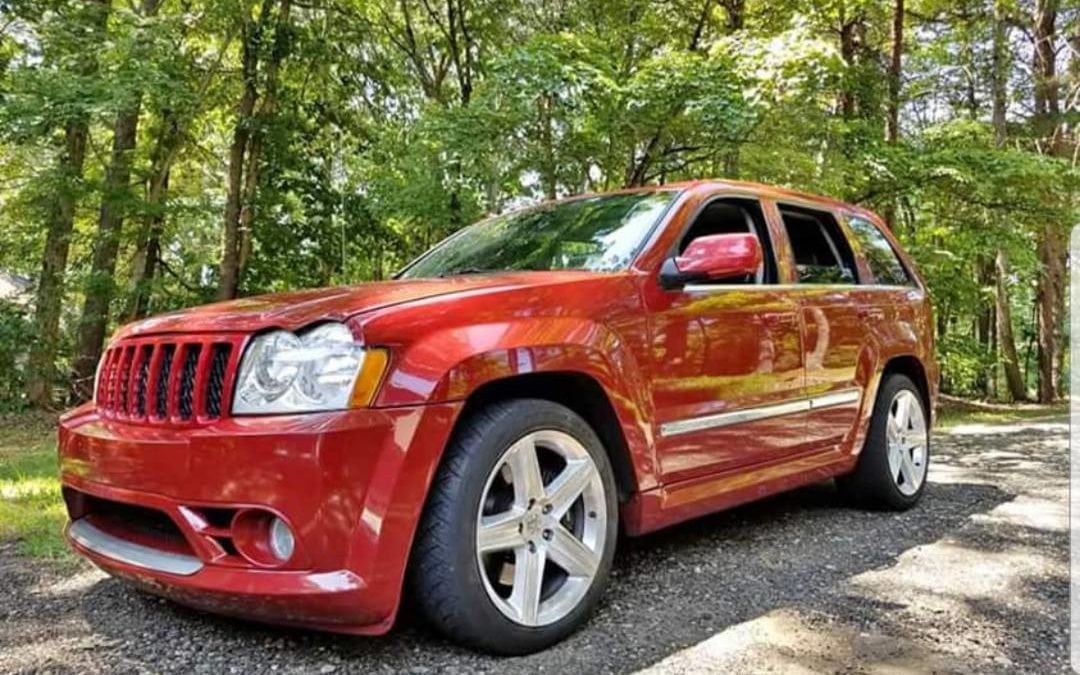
(847, 216, 912, 287)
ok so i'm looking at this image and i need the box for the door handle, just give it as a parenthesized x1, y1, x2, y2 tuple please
(763, 313, 797, 327)
(857, 307, 885, 320)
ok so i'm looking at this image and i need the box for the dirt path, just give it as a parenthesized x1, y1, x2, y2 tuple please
(0, 419, 1068, 674)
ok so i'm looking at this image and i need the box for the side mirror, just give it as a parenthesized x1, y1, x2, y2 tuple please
(660, 233, 763, 289)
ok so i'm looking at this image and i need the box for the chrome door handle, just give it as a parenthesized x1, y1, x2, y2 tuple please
(763, 313, 797, 327)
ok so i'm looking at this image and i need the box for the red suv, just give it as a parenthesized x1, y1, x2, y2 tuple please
(59, 180, 937, 654)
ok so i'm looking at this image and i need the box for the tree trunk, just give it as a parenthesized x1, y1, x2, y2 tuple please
(127, 169, 169, 321)
(721, 0, 744, 30)
(217, 12, 262, 301)
(237, 0, 291, 279)
(26, 0, 110, 408)
(539, 93, 557, 199)
(127, 110, 180, 322)
(881, 0, 904, 227)
(70, 99, 143, 401)
(991, 1, 1009, 146)
(976, 258, 994, 396)
(28, 121, 91, 407)
(885, 0, 904, 143)
(838, 19, 858, 119)
(219, 0, 289, 300)
(70, 0, 163, 402)
(995, 250, 1027, 401)
(1036, 225, 1065, 402)
(1032, 0, 1063, 402)
(964, 41, 978, 120)
(721, 0, 744, 176)
(1033, 0, 1060, 147)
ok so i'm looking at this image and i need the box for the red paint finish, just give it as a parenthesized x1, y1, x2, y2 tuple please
(58, 179, 937, 635)
(674, 233, 762, 280)
(645, 285, 804, 481)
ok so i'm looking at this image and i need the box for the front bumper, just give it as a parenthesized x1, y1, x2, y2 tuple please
(58, 401, 461, 633)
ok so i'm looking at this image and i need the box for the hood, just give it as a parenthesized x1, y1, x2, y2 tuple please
(114, 272, 599, 339)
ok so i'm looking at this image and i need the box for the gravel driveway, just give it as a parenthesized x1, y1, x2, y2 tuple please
(0, 419, 1068, 674)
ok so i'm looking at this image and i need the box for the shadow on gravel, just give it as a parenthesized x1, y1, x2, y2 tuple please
(55, 476, 1010, 674)
(933, 422, 1068, 491)
(831, 503, 1068, 672)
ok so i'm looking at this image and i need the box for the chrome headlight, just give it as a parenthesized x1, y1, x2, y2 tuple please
(233, 323, 385, 414)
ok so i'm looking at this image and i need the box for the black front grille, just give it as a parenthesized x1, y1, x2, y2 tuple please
(154, 344, 175, 418)
(117, 346, 133, 413)
(134, 345, 152, 417)
(178, 345, 201, 420)
(206, 344, 231, 418)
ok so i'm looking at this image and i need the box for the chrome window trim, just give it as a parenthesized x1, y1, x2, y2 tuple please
(68, 518, 203, 576)
(683, 283, 922, 294)
(659, 388, 862, 437)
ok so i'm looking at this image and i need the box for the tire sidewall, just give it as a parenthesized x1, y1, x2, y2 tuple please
(866, 374, 930, 507)
(437, 399, 619, 653)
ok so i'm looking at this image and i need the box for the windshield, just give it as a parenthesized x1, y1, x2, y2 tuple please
(399, 191, 678, 278)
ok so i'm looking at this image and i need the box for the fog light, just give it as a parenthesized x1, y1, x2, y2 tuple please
(269, 517, 295, 562)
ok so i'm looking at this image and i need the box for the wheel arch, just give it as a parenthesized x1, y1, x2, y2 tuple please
(458, 371, 640, 503)
(880, 354, 932, 421)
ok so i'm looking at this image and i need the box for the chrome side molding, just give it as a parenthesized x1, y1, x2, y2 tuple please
(659, 388, 862, 438)
(809, 389, 861, 409)
(68, 518, 203, 576)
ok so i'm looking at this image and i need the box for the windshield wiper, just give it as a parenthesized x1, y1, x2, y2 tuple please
(435, 267, 500, 278)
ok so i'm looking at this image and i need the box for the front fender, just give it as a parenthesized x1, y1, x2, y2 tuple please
(374, 316, 659, 491)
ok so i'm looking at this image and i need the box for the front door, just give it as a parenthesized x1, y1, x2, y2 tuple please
(646, 196, 806, 484)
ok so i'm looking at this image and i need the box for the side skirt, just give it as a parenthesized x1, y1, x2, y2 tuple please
(620, 447, 856, 537)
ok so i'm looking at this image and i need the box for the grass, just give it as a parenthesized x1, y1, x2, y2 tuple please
(0, 411, 71, 561)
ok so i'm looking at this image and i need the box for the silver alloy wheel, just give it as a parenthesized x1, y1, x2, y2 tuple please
(475, 430, 607, 627)
(886, 390, 928, 496)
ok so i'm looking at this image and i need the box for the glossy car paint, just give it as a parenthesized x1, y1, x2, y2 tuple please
(673, 232, 763, 280)
(58, 179, 937, 635)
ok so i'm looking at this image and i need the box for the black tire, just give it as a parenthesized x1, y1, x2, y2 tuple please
(411, 399, 619, 655)
(837, 374, 929, 510)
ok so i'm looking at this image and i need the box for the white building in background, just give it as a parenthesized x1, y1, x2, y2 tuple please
(0, 271, 31, 305)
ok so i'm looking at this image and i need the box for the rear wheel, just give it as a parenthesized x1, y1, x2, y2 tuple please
(412, 399, 618, 654)
(838, 374, 929, 510)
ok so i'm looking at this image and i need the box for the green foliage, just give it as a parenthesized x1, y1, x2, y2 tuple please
(0, 302, 33, 411)
(0, 0, 1076, 405)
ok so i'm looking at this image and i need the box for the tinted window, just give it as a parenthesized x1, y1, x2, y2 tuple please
(679, 198, 775, 284)
(847, 216, 912, 286)
(779, 206, 857, 284)
(400, 191, 677, 278)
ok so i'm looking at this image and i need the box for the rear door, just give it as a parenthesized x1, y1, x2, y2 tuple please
(843, 212, 927, 384)
(772, 203, 868, 452)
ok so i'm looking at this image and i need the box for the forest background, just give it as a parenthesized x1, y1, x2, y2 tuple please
(0, 0, 1076, 410)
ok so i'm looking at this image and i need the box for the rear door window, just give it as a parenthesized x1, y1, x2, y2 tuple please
(778, 205, 857, 284)
(846, 216, 912, 286)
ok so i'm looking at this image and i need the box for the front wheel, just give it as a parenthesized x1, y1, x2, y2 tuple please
(838, 374, 930, 510)
(411, 399, 618, 654)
